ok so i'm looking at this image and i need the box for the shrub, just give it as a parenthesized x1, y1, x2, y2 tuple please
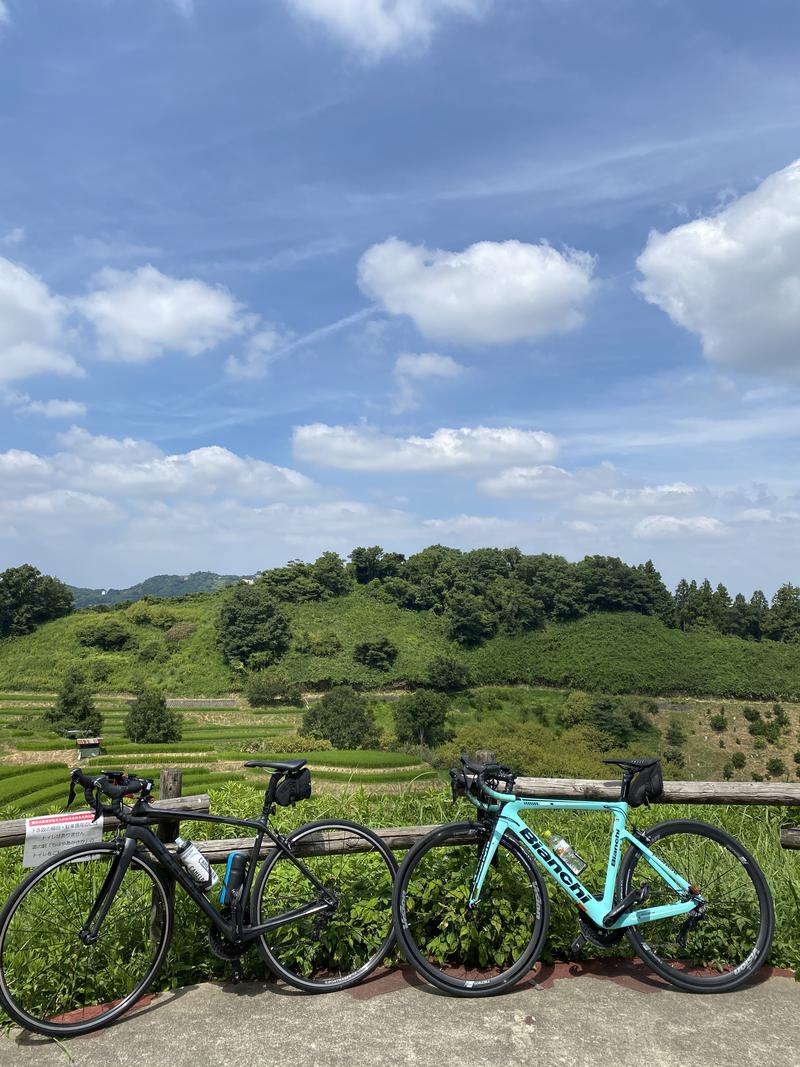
(771, 703, 789, 727)
(766, 757, 786, 778)
(124, 687, 183, 744)
(393, 690, 453, 748)
(43, 669, 102, 736)
(352, 637, 398, 670)
(244, 734, 332, 754)
(742, 706, 760, 723)
(661, 747, 684, 768)
(426, 655, 471, 692)
(793, 751, 800, 766)
(245, 673, 304, 708)
(302, 687, 379, 749)
(665, 716, 688, 748)
(294, 630, 342, 657)
(77, 617, 134, 652)
(164, 622, 197, 643)
(731, 751, 746, 769)
(709, 713, 727, 733)
(722, 762, 733, 780)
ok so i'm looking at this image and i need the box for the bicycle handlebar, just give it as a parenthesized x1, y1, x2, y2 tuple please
(450, 755, 516, 806)
(67, 768, 154, 822)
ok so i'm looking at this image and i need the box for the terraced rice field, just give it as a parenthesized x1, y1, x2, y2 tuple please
(0, 693, 437, 815)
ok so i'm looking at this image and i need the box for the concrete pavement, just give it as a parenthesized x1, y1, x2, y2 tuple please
(3, 963, 798, 1067)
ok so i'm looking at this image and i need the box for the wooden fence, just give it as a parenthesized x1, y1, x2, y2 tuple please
(0, 770, 797, 858)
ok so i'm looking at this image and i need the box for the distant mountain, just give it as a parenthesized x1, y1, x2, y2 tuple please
(69, 571, 255, 609)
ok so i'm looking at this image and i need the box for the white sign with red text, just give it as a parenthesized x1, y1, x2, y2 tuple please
(23, 811, 103, 868)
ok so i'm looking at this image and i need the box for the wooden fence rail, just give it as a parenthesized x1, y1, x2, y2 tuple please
(0, 770, 797, 856)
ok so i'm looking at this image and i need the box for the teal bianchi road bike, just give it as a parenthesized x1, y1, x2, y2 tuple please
(393, 755, 774, 995)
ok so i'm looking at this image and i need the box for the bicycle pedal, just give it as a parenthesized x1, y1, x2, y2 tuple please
(568, 933, 587, 959)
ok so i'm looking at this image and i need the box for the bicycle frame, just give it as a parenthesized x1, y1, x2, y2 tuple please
(467, 784, 701, 930)
(83, 802, 333, 946)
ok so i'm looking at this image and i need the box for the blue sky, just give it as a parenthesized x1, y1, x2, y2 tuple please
(1, 0, 800, 593)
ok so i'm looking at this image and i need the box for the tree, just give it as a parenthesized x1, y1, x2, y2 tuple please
(0, 564, 73, 638)
(77, 617, 134, 651)
(426, 654, 471, 692)
(444, 588, 496, 646)
(393, 690, 452, 747)
(218, 584, 291, 668)
(763, 583, 800, 642)
(673, 579, 691, 632)
(124, 686, 182, 744)
(44, 670, 102, 736)
(748, 590, 769, 639)
(711, 583, 733, 634)
(310, 552, 352, 597)
(488, 578, 545, 635)
(245, 673, 304, 707)
(348, 546, 404, 584)
(302, 686, 378, 749)
(353, 636, 398, 670)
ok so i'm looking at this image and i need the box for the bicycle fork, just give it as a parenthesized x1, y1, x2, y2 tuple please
(79, 838, 137, 945)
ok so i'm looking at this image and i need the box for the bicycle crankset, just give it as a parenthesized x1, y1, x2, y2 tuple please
(572, 894, 625, 952)
(208, 926, 246, 961)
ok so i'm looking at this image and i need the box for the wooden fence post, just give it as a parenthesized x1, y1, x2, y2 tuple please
(158, 769, 183, 845)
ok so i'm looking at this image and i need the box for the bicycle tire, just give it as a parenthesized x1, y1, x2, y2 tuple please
(393, 821, 549, 997)
(617, 819, 774, 992)
(252, 819, 397, 992)
(0, 843, 174, 1037)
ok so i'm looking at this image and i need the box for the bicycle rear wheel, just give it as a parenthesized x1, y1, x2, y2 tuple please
(618, 819, 774, 992)
(0, 843, 173, 1037)
(253, 819, 397, 992)
(393, 821, 549, 997)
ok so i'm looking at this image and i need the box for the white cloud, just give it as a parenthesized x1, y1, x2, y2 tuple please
(284, 0, 486, 60)
(77, 265, 248, 363)
(579, 482, 698, 511)
(0, 449, 53, 481)
(637, 159, 800, 376)
(359, 237, 596, 345)
(293, 423, 559, 472)
(0, 490, 118, 521)
(18, 399, 87, 419)
(46, 428, 315, 500)
(392, 351, 464, 411)
(480, 464, 574, 498)
(225, 326, 285, 380)
(0, 257, 81, 382)
(633, 515, 727, 539)
(1, 227, 25, 247)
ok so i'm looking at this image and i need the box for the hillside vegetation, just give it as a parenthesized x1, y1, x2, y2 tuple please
(69, 570, 248, 609)
(1, 588, 800, 699)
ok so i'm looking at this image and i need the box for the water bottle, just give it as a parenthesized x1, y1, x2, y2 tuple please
(175, 836, 219, 892)
(543, 831, 587, 876)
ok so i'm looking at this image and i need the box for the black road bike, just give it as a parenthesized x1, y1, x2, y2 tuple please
(0, 762, 397, 1037)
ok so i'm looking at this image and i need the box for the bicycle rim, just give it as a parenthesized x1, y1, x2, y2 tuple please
(394, 822, 548, 997)
(619, 820, 774, 992)
(0, 844, 173, 1036)
(253, 820, 397, 992)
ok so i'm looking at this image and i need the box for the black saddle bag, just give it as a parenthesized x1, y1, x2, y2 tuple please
(627, 760, 663, 807)
(275, 768, 312, 807)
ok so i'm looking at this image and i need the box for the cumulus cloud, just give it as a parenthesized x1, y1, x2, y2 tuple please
(637, 160, 800, 376)
(633, 515, 727, 539)
(293, 423, 559, 472)
(284, 0, 487, 60)
(225, 326, 285, 380)
(579, 482, 698, 512)
(480, 464, 574, 498)
(392, 351, 464, 411)
(358, 237, 596, 345)
(0, 257, 81, 382)
(47, 427, 314, 500)
(77, 265, 248, 362)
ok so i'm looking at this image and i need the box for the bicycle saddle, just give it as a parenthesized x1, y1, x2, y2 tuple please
(244, 759, 307, 772)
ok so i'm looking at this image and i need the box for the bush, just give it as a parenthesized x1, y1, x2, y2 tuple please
(766, 757, 786, 778)
(77, 617, 134, 652)
(294, 630, 342, 657)
(302, 687, 379, 749)
(731, 751, 746, 769)
(124, 687, 182, 744)
(665, 716, 688, 748)
(426, 655, 471, 692)
(709, 712, 727, 733)
(245, 673, 304, 708)
(393, 691, 452, 748)
(352, 637, 398, 670)
(771, 703, 789, 727)
(164, 622, 197, 643)
(722, 762, 733, 780)
(661, 747, 684, 768)
(244, 734, 332, 754)
(742, 706, 760, 723)
(560, 693, 647, 746)
(43, 669, 102, 736)
(218, 585, 291, 669)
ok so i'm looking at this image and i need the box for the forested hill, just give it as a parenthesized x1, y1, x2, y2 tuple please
(69, 571, 252, 609)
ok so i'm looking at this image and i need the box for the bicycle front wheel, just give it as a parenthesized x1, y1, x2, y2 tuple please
(618, 819, 774, 992)
(393, 821, 549, 997)
(0, 843, 173, 1037)
(253, 819, 397, 992)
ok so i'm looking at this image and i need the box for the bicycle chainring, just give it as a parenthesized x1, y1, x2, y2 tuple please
(208, 926, 246, 960)
(578, 894, 624, 949)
